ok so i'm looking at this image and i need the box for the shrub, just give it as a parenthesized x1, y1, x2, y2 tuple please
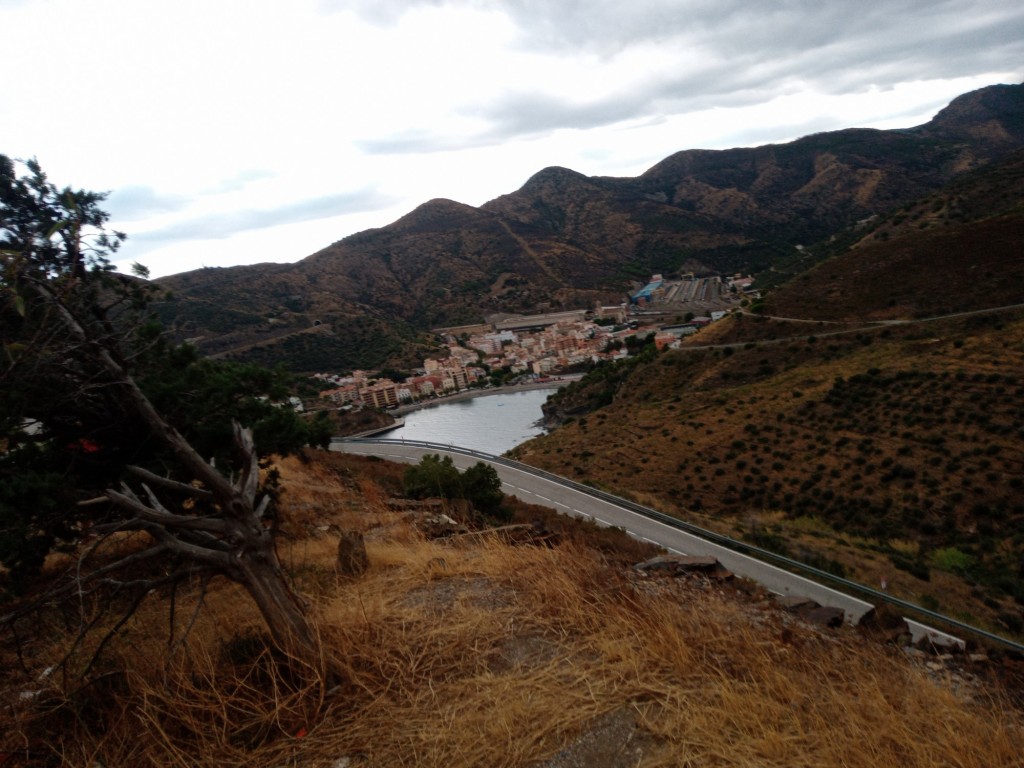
(891, 555, 931, 581)
(929, 547, 976, 574)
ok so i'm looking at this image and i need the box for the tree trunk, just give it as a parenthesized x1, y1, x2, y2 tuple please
(234, 539, 321, 669)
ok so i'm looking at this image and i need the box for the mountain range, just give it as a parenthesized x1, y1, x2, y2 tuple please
(155, 82, 1024, 372)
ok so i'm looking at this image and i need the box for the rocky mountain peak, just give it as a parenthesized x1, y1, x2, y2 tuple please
(920, 82, 1024, 145)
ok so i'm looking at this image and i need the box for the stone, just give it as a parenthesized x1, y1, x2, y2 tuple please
(914, 632, 965, 653)
(775, 595, 819, 612)
(419, 513, 469, 538)
(633, 555, 732, 579)
(778, 599, 846, 627)
(336, 530, 369, 577)
(802, 606, 845, 628)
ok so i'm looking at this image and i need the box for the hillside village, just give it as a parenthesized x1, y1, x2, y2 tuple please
(314, 273, 755, 410)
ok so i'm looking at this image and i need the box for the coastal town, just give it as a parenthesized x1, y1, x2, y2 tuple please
(314, 273, 756, 411)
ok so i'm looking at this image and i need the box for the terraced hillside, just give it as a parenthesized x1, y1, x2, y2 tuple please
(514, 309, 1024, 636)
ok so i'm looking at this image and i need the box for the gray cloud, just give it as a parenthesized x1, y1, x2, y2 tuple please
(106, 186, 190, 220)
(480, 5, 1024, 136)
(355, 130, 493, 155)
(326, 0, 1024, 60)
(207, 168, 276, 194)
(107, 171, 279, 221)
(353, 0, 1024, 151)
(131, 189, 398, 245)
(497, 0, 1024, 59)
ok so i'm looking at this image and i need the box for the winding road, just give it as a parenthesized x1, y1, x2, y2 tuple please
(333, 438, 888, 630)
(328, 438, 1010, 651)
(327, 304, 1024, 651)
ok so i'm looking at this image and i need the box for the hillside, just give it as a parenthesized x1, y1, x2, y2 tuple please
(4, 450, 1024, 766)
(763, 149, 1024, 320)
(518, 310, 1024, 628)
(511, 149, 1024, 636)
(153, 83, 1024, 372)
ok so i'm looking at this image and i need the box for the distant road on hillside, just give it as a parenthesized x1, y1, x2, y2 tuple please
(687, 301, 1024, 351)
(758, 300, 1024, 327)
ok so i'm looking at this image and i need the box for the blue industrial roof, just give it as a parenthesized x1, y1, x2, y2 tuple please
(631, 280, 663, 302)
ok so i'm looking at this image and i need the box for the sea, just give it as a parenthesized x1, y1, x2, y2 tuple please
(378, 388, 553, 455)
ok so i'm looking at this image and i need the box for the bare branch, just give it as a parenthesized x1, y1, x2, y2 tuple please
(137, 522, 234, 573)
(78, 567, 207, 677)
(77, 496, 110, 508)
(80, 582, 158, 676)
(86, 510, 233, 575)
(169, 574, 211, 654)
(105, 487, 227, 535)
(0, 543, 171, 627)
(233, 421, 260, 506)
(254, 494, 272, 519)
(139, 482, 172, 514)
(126, 465, 214, 500)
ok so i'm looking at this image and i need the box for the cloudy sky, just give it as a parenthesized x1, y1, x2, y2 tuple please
(3, 0, 1022, 277)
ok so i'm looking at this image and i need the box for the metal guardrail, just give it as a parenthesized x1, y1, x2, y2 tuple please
(336, 436, 1024, 654)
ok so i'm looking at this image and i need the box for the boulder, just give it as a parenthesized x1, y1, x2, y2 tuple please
(774, 595, 818, 612)
(336, 530, 369, 577)
(773, 596, 845, 628)
(858, 606, 912, 645)
(633, 555, 733, 580)
(419, 513, 469, 538)
(803, 606, 845, 628)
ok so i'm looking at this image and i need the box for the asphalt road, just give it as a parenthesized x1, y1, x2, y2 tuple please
(332, 439, 877, 624)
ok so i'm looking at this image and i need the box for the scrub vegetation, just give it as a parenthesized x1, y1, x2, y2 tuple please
(4, 451, 1023, 767)
(518, 309, 1024, 633)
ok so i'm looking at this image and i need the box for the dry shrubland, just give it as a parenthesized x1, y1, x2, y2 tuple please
(518, 311, 1024, 634)
(3, 452, 1023, 767)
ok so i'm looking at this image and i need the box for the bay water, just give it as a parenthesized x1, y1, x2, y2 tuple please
(379, 388, 553, 455)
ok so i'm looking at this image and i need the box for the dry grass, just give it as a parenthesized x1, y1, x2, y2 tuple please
(3, 454, 1024, 767)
